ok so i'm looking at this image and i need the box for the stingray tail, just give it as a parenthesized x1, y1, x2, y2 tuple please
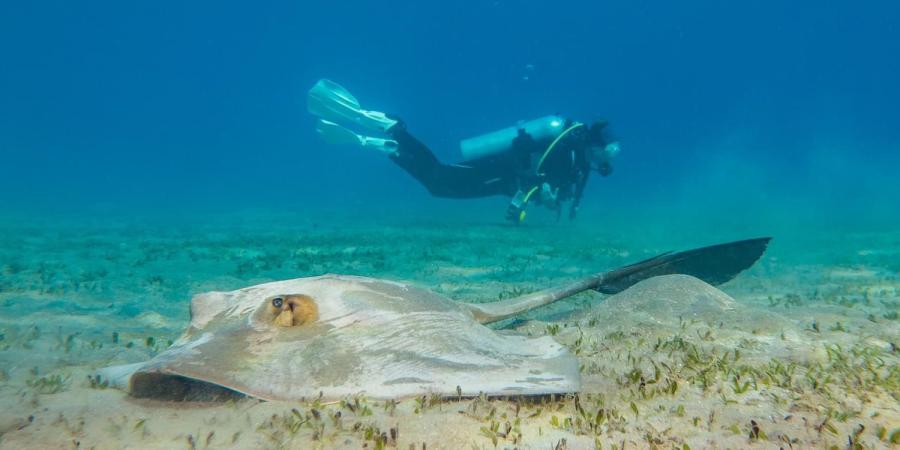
(465, 237, 771, 324)
(594, 237, 771, 294)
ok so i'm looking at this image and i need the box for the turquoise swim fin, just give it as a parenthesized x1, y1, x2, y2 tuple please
(307, 79, 398, 132)
(315, 119, 398, 154)
(316, 119, 364, 146)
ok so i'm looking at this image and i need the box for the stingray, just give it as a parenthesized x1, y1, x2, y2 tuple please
(99, 238, 770, 401)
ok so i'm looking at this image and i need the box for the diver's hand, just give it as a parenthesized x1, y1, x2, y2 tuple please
(505, 190, 526, 223)
(539, 182, 558, 205)
(505, 204, 524, 224)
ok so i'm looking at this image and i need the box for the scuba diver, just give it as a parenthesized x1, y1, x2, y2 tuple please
(307, 79, 620, 223)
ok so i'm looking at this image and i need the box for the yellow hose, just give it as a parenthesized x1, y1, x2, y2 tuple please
(535, 122, 584, 175)
(517, 123, 582, 223)
(517, 185, 540, 222)
(522, 185, 540, 203)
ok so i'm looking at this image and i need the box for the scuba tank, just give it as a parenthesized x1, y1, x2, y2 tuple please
(460, 115, 565, 161)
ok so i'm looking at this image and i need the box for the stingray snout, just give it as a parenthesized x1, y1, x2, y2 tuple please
(267, 294, 319, 327)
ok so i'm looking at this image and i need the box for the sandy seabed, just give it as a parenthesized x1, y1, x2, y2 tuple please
(0, 217, 897, 449)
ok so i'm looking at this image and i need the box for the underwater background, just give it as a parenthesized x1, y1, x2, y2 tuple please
(1, 1, 898, 449)
(2, 0, 898, 228)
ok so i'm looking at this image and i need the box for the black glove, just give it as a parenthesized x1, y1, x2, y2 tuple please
(505, 203, 524, 223)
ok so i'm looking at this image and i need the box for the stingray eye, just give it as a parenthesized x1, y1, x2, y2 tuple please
(271, 297, 284, 308)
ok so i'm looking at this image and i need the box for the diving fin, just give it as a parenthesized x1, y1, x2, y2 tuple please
(315, 119, 398, 154)
(307, 79, 398, 132)
(316, 119, 364, 146)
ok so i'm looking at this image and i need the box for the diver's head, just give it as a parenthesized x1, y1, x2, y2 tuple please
(587, 120, 609, 142)
(586, 120, 619, 176)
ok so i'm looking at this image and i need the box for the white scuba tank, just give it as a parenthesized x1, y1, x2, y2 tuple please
(460, 115, 566, 161)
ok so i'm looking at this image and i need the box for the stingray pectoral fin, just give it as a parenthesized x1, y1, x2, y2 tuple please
(464, 237, 771, 324)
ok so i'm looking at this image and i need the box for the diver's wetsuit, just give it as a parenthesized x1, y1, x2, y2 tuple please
(387, 120, 614, 216)
(388, 127, 518, 198)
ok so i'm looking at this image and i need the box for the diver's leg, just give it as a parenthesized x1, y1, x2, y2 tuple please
(388, 127, 511, 199)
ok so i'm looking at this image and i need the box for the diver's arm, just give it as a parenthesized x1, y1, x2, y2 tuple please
(568, 139, 593, 219)
(569, 170, 589, 219)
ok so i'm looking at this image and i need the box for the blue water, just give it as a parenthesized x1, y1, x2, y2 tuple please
(1, 0, 898, 229)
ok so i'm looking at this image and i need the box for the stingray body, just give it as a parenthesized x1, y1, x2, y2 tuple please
(104, 275, 577, 401)
(100, 238, 771, 401)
